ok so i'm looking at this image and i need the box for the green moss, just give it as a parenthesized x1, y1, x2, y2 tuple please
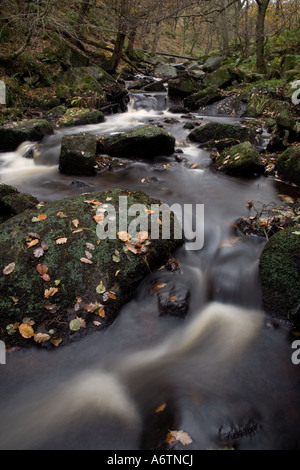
(216, 141, 264, 176)
(277, 146, 300, 186)
(259, 227, 300, 323)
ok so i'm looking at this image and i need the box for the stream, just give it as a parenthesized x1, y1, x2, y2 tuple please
(0, 90, 300, 450)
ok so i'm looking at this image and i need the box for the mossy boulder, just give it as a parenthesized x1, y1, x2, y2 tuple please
(0, 183, 39, 223)
(75, 74, 104, 93)
(0, 119, 53, 151)
(188, 122, 256, 145)
(259, 226, 300, 324)
(99, 125, 176, 159)
(183, 86, 220, 109)
(277, 146, 300, 186)
(202, 66, 233, 89)
(214, 141, 264, 176)
(0, 189, 183, 347)
(57, 108, 105, 127)
(202, 56, 223, 72)
(168, 76, 200, 98)
(59, 134, 97, 176)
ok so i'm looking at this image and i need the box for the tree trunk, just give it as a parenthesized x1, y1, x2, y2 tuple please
(151, 22, 161, 56)
(108, 0, 129, 74)
(255, 0, 270, 73)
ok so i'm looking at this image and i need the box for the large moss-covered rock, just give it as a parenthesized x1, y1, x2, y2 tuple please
(59, 134, 97, 176)
(99, 125, 176, 159)
(202, 66, 233, 89)
(277, 146, 300, 186)
(168, 76, 199, 98)
(0, 189, 183, 347)
(259, 226, 300, 324)
(0, 119, 53, 151)
(188, 122, 256, 145)
(214, 141, 264, 176)
(183, 86, 221, 109)
(57, 108, 105, 127)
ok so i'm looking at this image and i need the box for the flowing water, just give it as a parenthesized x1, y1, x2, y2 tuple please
(0, 91, 300, 450)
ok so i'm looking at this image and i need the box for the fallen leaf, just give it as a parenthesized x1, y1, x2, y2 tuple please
(44, 287, 58, 299)
(156, 403, 167, 413)
(125, 241, 139, 254)
(69, 318, 81, 331)
(45, 304, 59, 313)
(85, 251, 93, 260)
(73, 229, 83, 234)
(85, 303, 100, 313)
(36, 264, 48, 275)
(93, 321, 102, 327)
(96, 281, 106, 294)
(84, 199, 102, 206)
(27, 239, 39, 248)
(41, 241, 49, 251)
(153, 283, 167, 292)
(108, 292, 117, 300)
(80, 258, 93, 264)
(51, 337, 62, 347)
(86, 243, 95, 251)
(28, 232, 40, 239)
(98, 307, 105, 318)
(18, 323, 35, 339)
(93, 214, 105, 223)
(169, 296, 177, 302)
(3, 262, 15, 275)
(166, 430, 193, 446)
(144, 208, 154, 214)
(34, 333, 51, 343)
(41, 274, 51, 282)
(37, 214, 47, 221)
(34, 247, 44, 258)
(56, 237, 68, 245)
(118, 231, 131, 242)
(72, 219, 80, 228)
(138, 231, 149, 243)
(56, 211, 68, 218)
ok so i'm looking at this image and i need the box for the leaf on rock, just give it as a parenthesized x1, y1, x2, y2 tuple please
(98, 307, 105, 318)
(108, 292, 116, 300)
(56, 237, 68, 245)
(69, 318, 81, 332)
(85, 251, 93, 260)
(41, 274, 51, 282)
(85, 303, 100, 313)
(44, 287, 58, 299)
(84, 199, 102, 206)
(96, 281, 106, 294)
(36, 264, 48, 275)
(125, 241, 139, 254)
(27, 239, 39, 248)
(34, 247, 44, 258)
(93, 321, 102, 327)
(86, 243, 95, 251)
(37, 214, 47, 221)
(3, 262, 15, 275)
(138, 231, 149, 243)
(18, 323, 35, 339)
(34, 333, 51, 343)
(72, 219, 80, 228)
(51, 337, 62, 347)
(56, 211, 68, 219)
(45, 304, 59, 313)
(155, 403, 167, 413)
(41, 241, 49, 251)
(118, 231, 131, 242)
(153, 283, 167, 292)
(80, 257, 93, 264)
(165, 430, 193, 446)
(93, 214, 105, 223)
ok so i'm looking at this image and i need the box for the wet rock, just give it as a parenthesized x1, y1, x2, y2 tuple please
(57, 108, 105, 127)
(277, 145, 300, 186)
(59, 133, 97, 176)
(0, 119, 53, 151)
(155, 278, 190, 317)
(98, 125, 176, 159)
(259, 226, 300, 325)
(0, 189, 183, 347)
(202, 56, 223, 72)
(154, 64, 177, 79)
(203, 66, 233, 89)
(168, 76, 200, 98)
(188, 122, 256, 145)
(168, 105, 190, 114)
(0, 183, 39, 223)
(213, 142, 265, 177)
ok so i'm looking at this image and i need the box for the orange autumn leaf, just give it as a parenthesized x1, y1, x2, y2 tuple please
(27, 239, 39, 248)
(72, 219, 79, 228)
(56, 237, 68, 245)
(36, 264, 48, 275)
(51, 337, 62, 347)
(118, 231, 131, 242)
(165, 430, 193, 446)
(37, 214, 47, 221)
(169, 296, 177, 302)
(155, 403, 167, 413)
(108, 292, 117, 300)
(84, 200, 102, 206)
(153, 283, 167, 292)
(18, 323, 35, 339)
(138, 231, 149, 243)
(93, 214, 105, 223)
(98, 307, 105, 318)
(41, 274, 51, 282)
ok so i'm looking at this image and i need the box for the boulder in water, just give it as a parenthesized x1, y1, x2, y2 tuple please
(98, 125, 176, 159)
(188, 122, 256, 145)
(277, 145, 300, 186)
(213, 141, 265, 177)
(0, 183, 39, 223)
(0, 189, 183, 347)
(59, 133, 97, 176)
(0, 119, 53, 151)
(168, 76, 200, 98)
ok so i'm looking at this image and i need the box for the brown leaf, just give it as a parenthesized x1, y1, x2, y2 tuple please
(44, 287, 58, 299)
(28, 232, 40, 239)
(41, 274, 51, 282)
(80, 258, 93, 265)
(27, 238, 40, 248)
(36, 264, 48, 275)
(93, 214, 105, 223)
(155, 403, 167, 413)
(76, 317, 86, 329)
(18, 323, 35, 339)
(41, 241, 49, 251)
(93, 321, 102, 327)
(125, 241, 139, 254)
(51, 337, 62, 347)
(34, 247, 44, 258)
(72, 219, 79, 228)
(37, 214, 47, 221)
(3, 262, 15, 275)
(153, 283, 167, 292)
(85, 303, 100, 313)
(108, 292, 117, 300)
(169, 296, 177, 302)
(138, 231, 149, 243)
(98, 307, 105, 318)
(165, 430, 193, 446)
(86, 243, 95, 251)
(84, 199, 102, 206)
(56, 211, 68, 219)
(85, 251, 93, 260)
(34, 333, 51, 343)
(45, 304, 59, 313)
(72, 229, 83, 234)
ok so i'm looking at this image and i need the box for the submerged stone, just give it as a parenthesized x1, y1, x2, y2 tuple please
(0, 189, 183, 348)
(59, 133, 97, 176)
(188, 122, 256, 145)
